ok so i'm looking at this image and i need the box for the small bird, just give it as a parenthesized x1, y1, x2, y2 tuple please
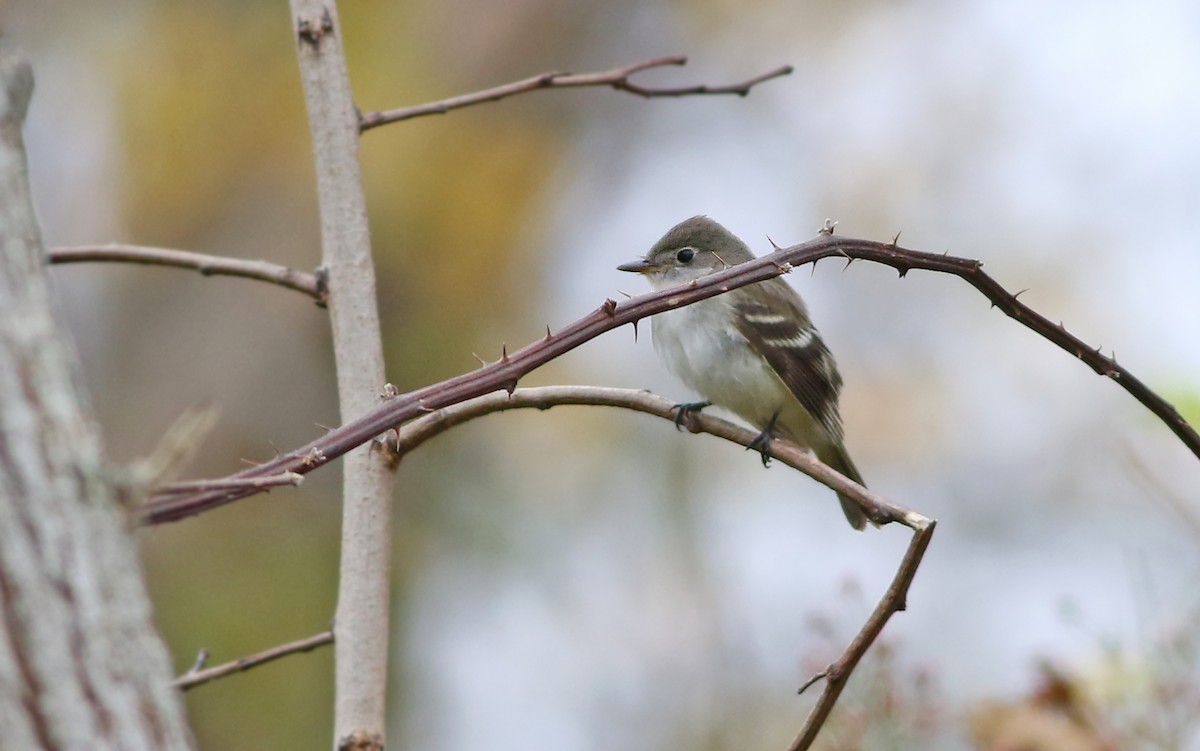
(618, 216, 868, 530)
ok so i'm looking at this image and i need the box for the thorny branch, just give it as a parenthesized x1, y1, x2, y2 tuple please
(140, 230, 1199, 525)
(48, 245, 326, 302)
(358, 55, 792, 130)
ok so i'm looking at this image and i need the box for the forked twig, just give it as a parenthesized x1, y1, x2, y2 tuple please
(358, 55, 792, 130)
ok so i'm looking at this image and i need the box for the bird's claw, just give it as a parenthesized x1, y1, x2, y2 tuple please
(747, 411, 781, 467)
(672, 400, 711, 431)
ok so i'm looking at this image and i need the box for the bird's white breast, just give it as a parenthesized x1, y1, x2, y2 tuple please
(651, 296, 790, 429)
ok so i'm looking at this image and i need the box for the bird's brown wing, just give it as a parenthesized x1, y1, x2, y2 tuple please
(731, 279, 845, 441)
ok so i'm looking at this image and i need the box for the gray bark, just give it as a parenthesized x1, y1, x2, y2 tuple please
(0, 51, 193, 750)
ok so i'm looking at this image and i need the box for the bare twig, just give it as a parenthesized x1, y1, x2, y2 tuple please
(385, 384, 933, 749)
(154, 472, 304, 496)
(388, 385, 911, 527)
(140, 231, 1199, 524)
(358, 55, 792, 130)
(173, 630, 334, 691)
(48, 245, 325, 302)
(787, 522, 936, 751)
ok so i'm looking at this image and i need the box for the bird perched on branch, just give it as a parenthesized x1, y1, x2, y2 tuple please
(618, 216, 868, 530)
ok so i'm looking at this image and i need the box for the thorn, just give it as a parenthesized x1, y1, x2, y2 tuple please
(712, 250, 730, 269)
(504, 379, 518, 396)
(417, 400, 435, 413)
(819, 219, 837, 236)
(544, 325, 553, 341)
(767, 234, 782, 251)
(314, 422, 333, 433)
(897, 265, 909, 279)
(1013, 288, 1029, 300)
(616, 289, 633, 299)
(601, 298, 618, 316)
(472, 352, 486, 367)
(632, 319, 639, 343)
(842, 257, 854, 272)
(501, 343, 509, 363)
(891, 231, 902, 247)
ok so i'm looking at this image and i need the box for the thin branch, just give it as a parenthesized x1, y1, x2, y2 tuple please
(387, 385, 913, 527)
(154, 472, 304, 496)
(358, 55, 792, 130)
(292, 2, 398, 747)
(787, 521, 936, 751)
(173, 630, 334, 691)
(48, 245, 326, 302)
(385, 384, 933, 749)
(140, 231, 1200, 524)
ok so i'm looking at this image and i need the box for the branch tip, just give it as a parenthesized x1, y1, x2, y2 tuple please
(797, 670, 827, 696)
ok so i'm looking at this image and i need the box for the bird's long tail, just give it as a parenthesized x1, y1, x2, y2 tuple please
(822, 444, 869, 531)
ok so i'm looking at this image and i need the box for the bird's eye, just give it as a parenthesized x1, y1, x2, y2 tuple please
(675, 247, 696, 263)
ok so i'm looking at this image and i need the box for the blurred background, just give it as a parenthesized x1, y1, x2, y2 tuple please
(6, 0, 1200, 748)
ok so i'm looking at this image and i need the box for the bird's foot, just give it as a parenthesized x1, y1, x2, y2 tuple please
(747, 411, 781, 467)
(672, 400, 712, 432)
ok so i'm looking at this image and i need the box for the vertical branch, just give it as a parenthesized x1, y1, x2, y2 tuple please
(289, 3, 397, 750)
(0, 51, 193, 748)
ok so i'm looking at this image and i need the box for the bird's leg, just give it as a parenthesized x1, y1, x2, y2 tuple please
(748, 411, 780, 467)
(672, 400, 712, 432)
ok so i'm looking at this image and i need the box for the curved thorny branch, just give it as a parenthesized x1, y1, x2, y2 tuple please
(358, 55, 792, 130)
(140, 230, 1200, 525)
(158, 384, 934, 748)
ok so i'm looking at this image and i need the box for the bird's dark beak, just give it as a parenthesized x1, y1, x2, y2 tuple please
(617, 259, 656, 273)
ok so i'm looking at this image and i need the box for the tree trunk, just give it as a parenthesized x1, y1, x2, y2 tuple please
(0, 51, 193, 750)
